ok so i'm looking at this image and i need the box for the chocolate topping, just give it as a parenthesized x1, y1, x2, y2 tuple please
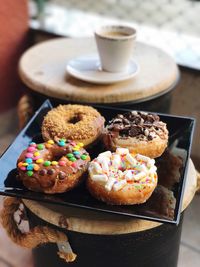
(129, 127, 142, 137)
(58, 171, 66, 180)
(47, 169, 55, 175)
(39, 169, 47, 176)
(107, 111, 167, 140)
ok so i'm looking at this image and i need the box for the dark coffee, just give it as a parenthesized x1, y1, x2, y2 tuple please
(101, 31, 130, 38)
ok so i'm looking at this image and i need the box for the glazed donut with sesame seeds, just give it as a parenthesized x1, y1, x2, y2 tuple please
(41, 105, 105, 147)
(17, 139, 90, 194)
(87, 148, 158, 205)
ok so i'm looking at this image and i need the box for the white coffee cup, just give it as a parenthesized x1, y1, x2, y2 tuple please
(95, 25, 137, 73)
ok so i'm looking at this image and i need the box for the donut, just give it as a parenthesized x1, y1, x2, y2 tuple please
(17, 139, 90, 194)
(87, 148, 158, 205)
(156, 150, 183, 189)
(42, 104, 105, 147)
(103, 111, 168, 158)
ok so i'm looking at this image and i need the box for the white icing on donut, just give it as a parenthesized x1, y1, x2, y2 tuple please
(98, 151, 112, 159)
(113, 180, 127, 191)
(105, 177, 116, 191)
(101, 158, 110, 173)
(89, 150, 157, 192)
(92, 174, 108, 183)
(125, 153, 137, 165)
(124, 170, 134, 181)
(111, 154, 121, 169)
(116, 147, 129, 155)
(93, 162, 103, 173)
(133, 171, 146, 181)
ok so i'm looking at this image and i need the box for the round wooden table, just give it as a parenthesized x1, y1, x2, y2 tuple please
(19, 37, 179, 112)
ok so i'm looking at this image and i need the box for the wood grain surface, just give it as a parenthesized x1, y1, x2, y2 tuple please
(19, 38, 179, 104)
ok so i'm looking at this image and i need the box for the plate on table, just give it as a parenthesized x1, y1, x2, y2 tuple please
(66, 54, 139, 84)
(0, 100, 195, 224)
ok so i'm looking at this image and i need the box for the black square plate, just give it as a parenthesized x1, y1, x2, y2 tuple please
(0, 100, 195, 224)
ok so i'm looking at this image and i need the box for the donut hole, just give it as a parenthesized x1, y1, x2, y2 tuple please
(68, 114, 82, 124)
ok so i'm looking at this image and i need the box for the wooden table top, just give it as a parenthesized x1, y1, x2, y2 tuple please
(19, 37, 179, 104)
(23, 159, 197, 234)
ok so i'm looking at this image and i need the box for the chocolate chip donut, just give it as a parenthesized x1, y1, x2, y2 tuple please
(42, 105, 105, 147)
(87, 148, 158, 205)
(17, 139, 90, 194)
(103, 111, 168, 158)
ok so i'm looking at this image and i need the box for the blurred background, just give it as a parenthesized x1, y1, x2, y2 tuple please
(30, 0, 200, 69)
(0, 0, 199, 266)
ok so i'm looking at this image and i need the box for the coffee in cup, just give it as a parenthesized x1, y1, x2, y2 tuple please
(95, 25, 137, 73)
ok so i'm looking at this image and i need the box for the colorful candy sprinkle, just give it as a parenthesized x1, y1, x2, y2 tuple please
(45, 144, 52, 149)
(29, 142, 36, 147)
(134, 184, 143, 190)
(44, 161, 51, 167)
(47, 140, 54, 145)
(66, 153, 73, 158)
(73, 151, 80, 155)
(51, 161, 58, 166)
(27, 146, 36, 152)
(69, 157, 76, 162)
(33, 164, 40, 171)
(36, 158, 44, 164)
(73, 146, 80, 151)
(18, 162, 23, 168)
(19, 139, 89, 180)
(26, 153, 33, 158)
(59, 161, 66, 166)
(27, 171, 33, 176)
(27, 164, 34, 171)
(25, 158, 33, 164)
(70, 141, 76, 146)
(58, 141, 65, 147)
(33, 156, 40, 160)
(78, 142, 84, 147)
(71, 162, 76, 168)
(37, 144, 44, 150)
(81, 155, 87, 160)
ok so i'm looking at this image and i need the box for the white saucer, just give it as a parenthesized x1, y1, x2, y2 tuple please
(66, 55, 139, 84)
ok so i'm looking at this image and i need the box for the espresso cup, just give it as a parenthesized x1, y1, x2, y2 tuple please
(95, 25, 136, 73)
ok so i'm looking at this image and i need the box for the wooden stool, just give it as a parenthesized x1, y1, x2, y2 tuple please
(18, 159, 196, 267)
(18, 38, 179, 113)
(1, 156, 199, 266)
